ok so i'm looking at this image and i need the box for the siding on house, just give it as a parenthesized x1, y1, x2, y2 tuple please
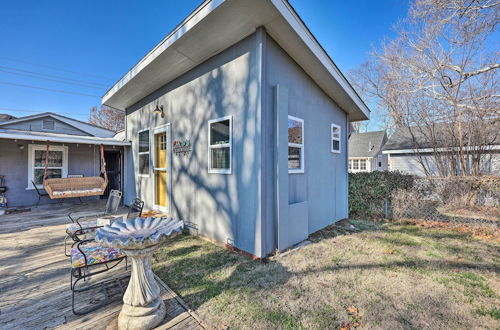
(1, 117, 91, 136)
(0, 139, 104, 207)
(264, 35, 349, 237)
(125, 32, 264, 256)
(388, 153, 439, 176)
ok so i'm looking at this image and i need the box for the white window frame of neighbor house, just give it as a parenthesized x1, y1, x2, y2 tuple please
(349, 158, 369, 173)
(208, 115, 232, 174)
(331, 123, 341, 153)
(137, 128, 151, 177)
(27, 144, 68, 189)
(288, 115, 305, 174)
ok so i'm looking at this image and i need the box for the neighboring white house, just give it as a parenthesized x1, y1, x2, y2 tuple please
(383, 125, 500, 176)
(348, 130, 388, 173)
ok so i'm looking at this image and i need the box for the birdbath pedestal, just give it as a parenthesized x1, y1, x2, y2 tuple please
(96, 217, 183, 330)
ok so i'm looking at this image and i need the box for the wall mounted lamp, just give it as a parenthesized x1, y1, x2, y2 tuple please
(153, 104, 165, 118)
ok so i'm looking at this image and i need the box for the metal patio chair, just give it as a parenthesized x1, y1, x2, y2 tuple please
(70, 239, 127, 315)
(64, 190, 122, 256)
(126, 198, 145, 220)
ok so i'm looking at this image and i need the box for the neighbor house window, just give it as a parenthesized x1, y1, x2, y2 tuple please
(288, 115, 304, 173)
(360, 159, 367, 171)
(208, 116, 232, 174)
(331, 123, 341, 153)
(378, 155, 382, 168)
(352, 159, 359, 171)
(138, 129, 150, 176)
(42, 119, 55, 130)
(28, 144, 68, 188)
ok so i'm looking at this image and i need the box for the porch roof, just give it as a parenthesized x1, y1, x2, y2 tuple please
(0, 128, 131, 146)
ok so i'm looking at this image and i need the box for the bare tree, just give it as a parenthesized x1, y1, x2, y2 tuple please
(349, 0, 500, 176)
(89, 106, 125, 132)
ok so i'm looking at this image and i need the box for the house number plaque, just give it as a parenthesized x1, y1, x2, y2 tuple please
(173, 140, 192, 156)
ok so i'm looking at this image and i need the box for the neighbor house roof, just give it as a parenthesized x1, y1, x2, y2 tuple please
(102, 0, 370, 121)
(0, 114, 16, 122)
(0, 128, 131, 146)
(383, 124, 500, 153)
(0, 112, 116, 138)
(348, 131, 387, 158)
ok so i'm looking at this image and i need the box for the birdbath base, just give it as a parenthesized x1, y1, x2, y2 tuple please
(95, 217, 184, 330)
(118, 246, 165, 330)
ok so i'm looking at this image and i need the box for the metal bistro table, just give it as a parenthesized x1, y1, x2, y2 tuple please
(96, 216, 183, 330)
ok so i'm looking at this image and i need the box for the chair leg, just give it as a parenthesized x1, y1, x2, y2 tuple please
(36, 196, 40, 208)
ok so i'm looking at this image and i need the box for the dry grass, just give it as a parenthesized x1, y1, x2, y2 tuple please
(153, 219, 499, 329)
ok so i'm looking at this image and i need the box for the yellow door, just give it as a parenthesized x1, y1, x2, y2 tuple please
(155, 132, 168, 208)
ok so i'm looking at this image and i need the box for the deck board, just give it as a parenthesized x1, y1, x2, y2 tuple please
(0, 201, 206, 330)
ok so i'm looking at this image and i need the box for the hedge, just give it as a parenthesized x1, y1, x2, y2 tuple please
(349, 171, 415, 218)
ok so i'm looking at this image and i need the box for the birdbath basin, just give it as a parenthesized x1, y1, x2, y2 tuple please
(96, 216, 183, 330)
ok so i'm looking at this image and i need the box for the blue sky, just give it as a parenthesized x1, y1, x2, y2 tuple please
(0, 0, 407, 122)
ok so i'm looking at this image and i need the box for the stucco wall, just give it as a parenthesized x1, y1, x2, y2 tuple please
(264, 36, 349, 239)
(125, 32, 263, 256)
(0, 139, 104, 207)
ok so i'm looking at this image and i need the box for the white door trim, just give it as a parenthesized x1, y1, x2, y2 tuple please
(152, 123, 171, 214)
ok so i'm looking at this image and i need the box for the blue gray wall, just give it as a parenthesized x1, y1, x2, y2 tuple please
(125, 32, 264, 256)
(263, 35, 349, 250)
(123, 30, 351, 257)
(0, 139, 107, 207)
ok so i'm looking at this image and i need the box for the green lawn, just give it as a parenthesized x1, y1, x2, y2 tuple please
(153, 220, 499, 329)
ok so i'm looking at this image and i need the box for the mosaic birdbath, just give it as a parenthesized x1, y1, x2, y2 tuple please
(96, 216, 183, 330)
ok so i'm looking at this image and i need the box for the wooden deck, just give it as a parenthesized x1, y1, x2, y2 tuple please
(0, 201, 207, 330)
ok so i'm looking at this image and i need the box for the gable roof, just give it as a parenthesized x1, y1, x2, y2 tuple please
(348, 130, 387, 158)
(102, 0, 370, 121)
(0, 112, 116, 138)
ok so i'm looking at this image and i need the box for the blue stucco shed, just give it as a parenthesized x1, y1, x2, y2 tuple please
(102, 0, 370, 258)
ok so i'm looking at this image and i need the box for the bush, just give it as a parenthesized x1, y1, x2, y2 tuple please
(349, 171, 415, 218)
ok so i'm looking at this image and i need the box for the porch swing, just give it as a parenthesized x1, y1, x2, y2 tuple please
(42, 141, 108, 199)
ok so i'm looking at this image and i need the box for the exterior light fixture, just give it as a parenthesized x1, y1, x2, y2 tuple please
(153, 104, 164, 118)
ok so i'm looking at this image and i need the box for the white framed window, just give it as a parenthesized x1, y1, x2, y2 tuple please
(360, 159, 367, 171)
(378, 155, 383, 168)
(348, 160, 352, 171)
(208, 116, 232, 174)
(138, 129, 150, 176)
(42, 119, 55, 130)
(288, 115, 304, 173)
(27, 144, 68, 189)
(331, 123, 341, 153)
(352, 159, 359, 171)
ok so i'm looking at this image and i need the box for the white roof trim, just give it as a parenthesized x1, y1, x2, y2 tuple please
(0, 131, 131, 146)
(383, 145, 500, 154)
(269, 0, 369, 117)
